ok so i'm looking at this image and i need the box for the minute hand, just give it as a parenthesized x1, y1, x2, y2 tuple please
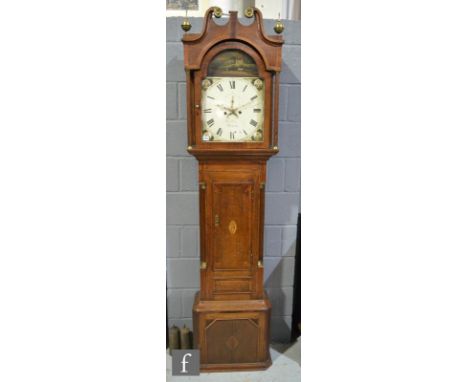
(234, 100, 257, 111)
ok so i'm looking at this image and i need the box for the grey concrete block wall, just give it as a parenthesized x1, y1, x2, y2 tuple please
(166, 17, 300, 343)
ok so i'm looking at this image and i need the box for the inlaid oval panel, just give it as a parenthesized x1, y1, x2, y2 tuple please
(228, 220, 237, 235)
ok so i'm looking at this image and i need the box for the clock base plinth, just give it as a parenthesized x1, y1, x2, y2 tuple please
(193, 291, 272, 372)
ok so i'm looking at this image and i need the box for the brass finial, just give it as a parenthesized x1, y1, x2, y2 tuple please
(213, 7, 222, 18)
(244, 7, 254, 18)
(181, 10, 191, 32)
(274, 13, 285, 34)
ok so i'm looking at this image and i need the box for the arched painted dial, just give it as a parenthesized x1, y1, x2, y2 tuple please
(201, 77, 264, 142)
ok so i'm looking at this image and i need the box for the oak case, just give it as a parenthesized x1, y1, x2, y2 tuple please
(181, 7, 283, 371)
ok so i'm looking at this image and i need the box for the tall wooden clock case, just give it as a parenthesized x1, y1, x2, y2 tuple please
(181, 7, 284, 372)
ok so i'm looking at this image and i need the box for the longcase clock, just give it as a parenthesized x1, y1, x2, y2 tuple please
(181, 7, 284, 372)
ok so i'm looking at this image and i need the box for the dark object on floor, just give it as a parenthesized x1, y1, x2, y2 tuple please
(166, 283, 169, 349)
(291, 213, 301, 342)
(180, 325, 192, 349)
(169, 325, 181, 355)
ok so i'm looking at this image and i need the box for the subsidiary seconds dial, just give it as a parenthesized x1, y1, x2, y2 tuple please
(201, 77, 265, 142)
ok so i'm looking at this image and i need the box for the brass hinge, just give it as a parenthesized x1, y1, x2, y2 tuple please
(200, 261, 207, 270)
(214, 214, 220, 227)
(257, 259, 263, 268)
(199, 182, 206, 190)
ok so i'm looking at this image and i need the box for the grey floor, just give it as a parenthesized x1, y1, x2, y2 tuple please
(166, 338, 301, 382)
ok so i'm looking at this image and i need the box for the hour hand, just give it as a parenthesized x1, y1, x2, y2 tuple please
(215, 104, 231, 112)
(215, 104, 239, 117)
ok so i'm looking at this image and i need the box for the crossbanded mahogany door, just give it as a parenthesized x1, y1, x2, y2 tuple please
(200, 163, 264, 300)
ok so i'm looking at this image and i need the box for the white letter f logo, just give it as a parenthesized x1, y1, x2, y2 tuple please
(181, 353, 192, 373)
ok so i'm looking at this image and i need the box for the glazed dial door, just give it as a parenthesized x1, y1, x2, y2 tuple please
(201, 77, 265, 142)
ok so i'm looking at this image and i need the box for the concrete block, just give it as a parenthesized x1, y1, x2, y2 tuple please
(283, 21, 301, 45)
(166, 121, 189, 157)
(264, 256, 296, 288)
(166, 17, 205, 43)
(282, 225, 297, 258)
(270, 315, 292, 343)
(167, 289, 182, 319)
(166, 193, 199, 225)
(280, 45, 301, 84)
(166, 258, 200, 288)
(266, 158, 284, 192)
(263, 20, 301, 45)
(166, 82, 178, 120)
(264, 226, 282, 257)
(166, 226, 180, 258)
(165, 17, 184, 42)
(166, 158, 179, 191)
(284, 158, 300, 192)
(266, 287, 294, 316)
(278, 85, 288, 121)
(181, 289, 198, 318)
(181, 226, 199, 258)
(265, 192, 300, 225)
(178, 82, 187, 120)
(277, 122, 300, 158)
(287, 85, 300, 122)
(166, 42, 185, 82)
(179, 158, 198, 191)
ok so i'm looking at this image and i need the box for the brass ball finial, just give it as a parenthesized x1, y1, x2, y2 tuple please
(244, 7, 254, 18)
(274, 13, 285, 34)
(213, 7, 222, 18)
(181, 19, 191, 32)
(181, 10, 191, 32)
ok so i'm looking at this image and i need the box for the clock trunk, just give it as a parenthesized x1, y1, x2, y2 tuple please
(199, 161, 266, 301)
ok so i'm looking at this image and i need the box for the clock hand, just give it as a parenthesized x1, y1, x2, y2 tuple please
(227, 96, 239, 117)
(234, 100, 256, 112)
(215, 104, 232, 112)
(216, 103, 239, 118)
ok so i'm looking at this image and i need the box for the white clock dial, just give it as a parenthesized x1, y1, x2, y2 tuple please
(201, 77, 264, 142)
